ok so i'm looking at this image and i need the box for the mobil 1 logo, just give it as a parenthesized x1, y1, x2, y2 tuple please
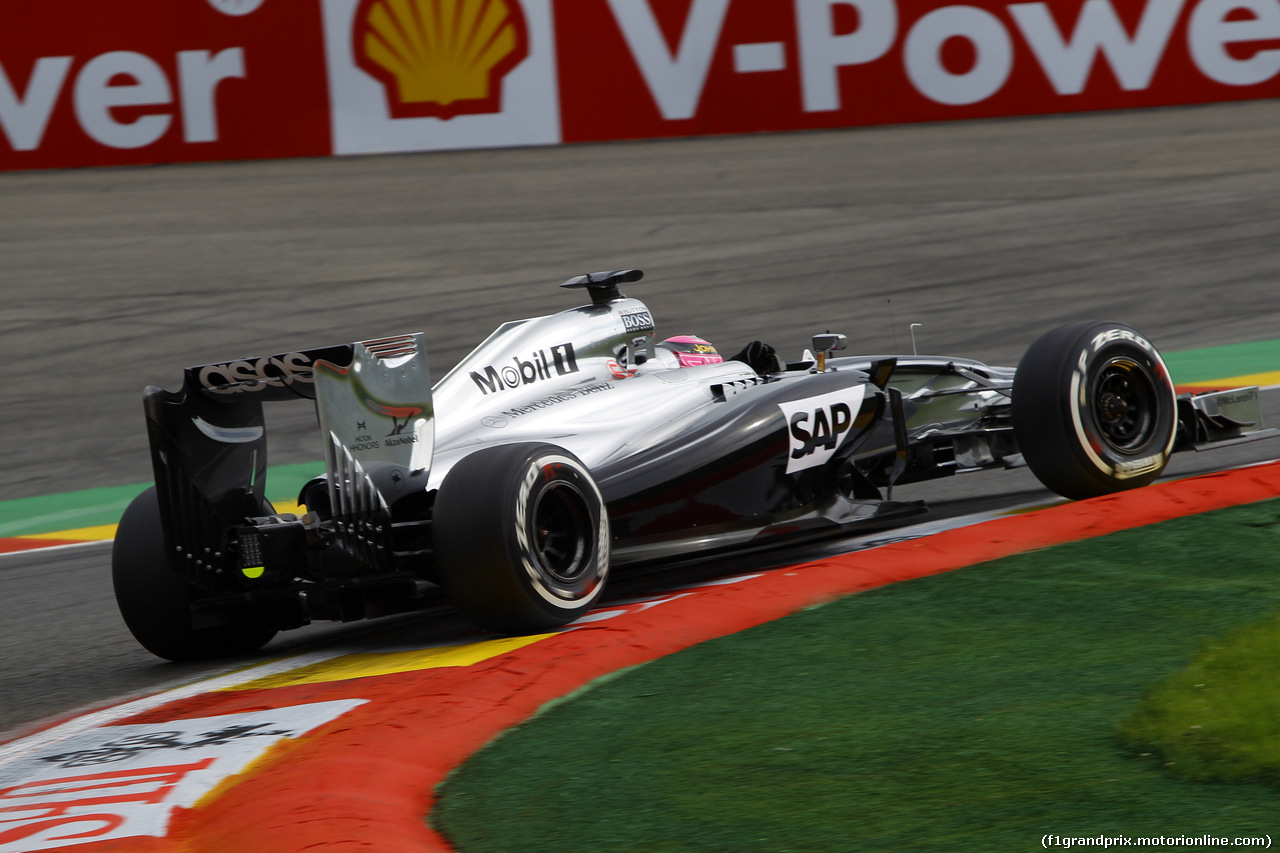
(778, 386, 867, 474)
(470, 342, 579, 395)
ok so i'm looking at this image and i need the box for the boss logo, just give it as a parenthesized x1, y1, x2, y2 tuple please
(778, 386, 867, 473)
(470, 342, 579, 395)
(620, 309, 654, 334)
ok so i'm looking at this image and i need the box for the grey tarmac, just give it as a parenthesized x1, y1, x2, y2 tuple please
(3, 100, 1279, 736)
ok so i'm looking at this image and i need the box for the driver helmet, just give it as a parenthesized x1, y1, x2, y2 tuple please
(656, 335, 724, 368)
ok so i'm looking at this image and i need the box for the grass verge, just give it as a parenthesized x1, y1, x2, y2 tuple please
(1118, 611, 1280, 786)
(433, 500, 1280, 852)
(0, 462, 322, 537)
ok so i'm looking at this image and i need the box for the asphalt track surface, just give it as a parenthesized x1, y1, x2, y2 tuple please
(3, 100, 1280, 738)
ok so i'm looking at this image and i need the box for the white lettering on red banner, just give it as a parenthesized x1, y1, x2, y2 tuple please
(0, 700, 365, 851)
(1, 49, 246, 152)
(3, 0, 1280, 170)
(605, 0, 731, 120)
(0, 0, 330, 170)
(558, 0, 1280, 143)
(1008, 0, 1183, 96)
(796, 0, 897, 112)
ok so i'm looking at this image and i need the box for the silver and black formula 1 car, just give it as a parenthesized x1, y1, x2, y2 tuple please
(114, 270, 1277, 660)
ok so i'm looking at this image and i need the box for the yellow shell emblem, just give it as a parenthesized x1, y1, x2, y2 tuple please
(353, 0, 530, 120)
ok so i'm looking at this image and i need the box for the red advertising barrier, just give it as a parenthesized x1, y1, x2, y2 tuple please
(0, 0, 331, 170)
(555, 0, 1280, 141)
(2, 0, 1279, 170)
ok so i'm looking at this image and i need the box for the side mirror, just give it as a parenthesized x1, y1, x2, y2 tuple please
(812, 333, 847, 372)
(812, 333, 847, 354)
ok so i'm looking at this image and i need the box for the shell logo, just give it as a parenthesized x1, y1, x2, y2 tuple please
(352, 0, 530, 121)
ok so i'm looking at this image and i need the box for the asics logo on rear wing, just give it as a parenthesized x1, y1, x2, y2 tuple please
(190, 343, 364, 397)
(197, 352, 316, 395)
(191, 338, 418, 395)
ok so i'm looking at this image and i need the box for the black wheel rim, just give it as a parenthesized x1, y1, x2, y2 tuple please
(531, 481, 593, 585)
(1090, 356, 1160, 453)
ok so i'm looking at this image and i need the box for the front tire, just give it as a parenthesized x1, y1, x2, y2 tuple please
(433, 443, 610, 634)
(112, 487, 278, 661)
(1012, 321, 1178, 500)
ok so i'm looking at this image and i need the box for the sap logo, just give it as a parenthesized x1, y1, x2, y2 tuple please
(470, 343, 579, 395)
(778, 386, 867, 473)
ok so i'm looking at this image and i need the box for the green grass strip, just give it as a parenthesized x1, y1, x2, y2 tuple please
(0, 461, 324, 537)
(433, 500, 1280, 852)
(0, 482, 150, 538)
(1118, 612, 1280, 786)
(1161, 338, 1280, 384)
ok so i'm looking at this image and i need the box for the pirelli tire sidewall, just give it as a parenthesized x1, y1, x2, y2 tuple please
(1012, 321, 1178, 501)
(433, 442, 610, 635)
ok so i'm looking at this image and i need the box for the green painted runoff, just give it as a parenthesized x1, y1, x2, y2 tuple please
(0, 461, 322, 538)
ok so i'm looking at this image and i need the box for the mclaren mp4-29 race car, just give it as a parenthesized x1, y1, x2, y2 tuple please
(114, 270, 1277, 661)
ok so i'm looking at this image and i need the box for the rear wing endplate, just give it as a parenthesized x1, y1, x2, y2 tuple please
(143, 334, 433, 584)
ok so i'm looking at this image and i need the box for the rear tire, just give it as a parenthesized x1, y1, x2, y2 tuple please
(112, 487, 278, 661)
(433, 443, 610, 634)
(1012, 321, 1178, 500)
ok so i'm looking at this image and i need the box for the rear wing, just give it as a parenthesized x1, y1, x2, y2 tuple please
(143, 334, 433, 587)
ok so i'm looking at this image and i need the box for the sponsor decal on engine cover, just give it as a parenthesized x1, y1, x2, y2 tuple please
(778, 386, 867, 473)
(470, 342, 578, 395)
(619, 308, 654, 334)
(501, 382, 614, 418)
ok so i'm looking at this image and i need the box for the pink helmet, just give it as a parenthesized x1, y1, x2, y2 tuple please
(656, 335, 724, 368)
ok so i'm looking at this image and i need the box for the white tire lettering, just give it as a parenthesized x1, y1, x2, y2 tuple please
(515, 453, 608, 611)
(1073, 328, 1178, 479)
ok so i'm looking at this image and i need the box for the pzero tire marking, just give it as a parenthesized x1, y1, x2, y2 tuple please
(1013, 321, 1179, 500)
